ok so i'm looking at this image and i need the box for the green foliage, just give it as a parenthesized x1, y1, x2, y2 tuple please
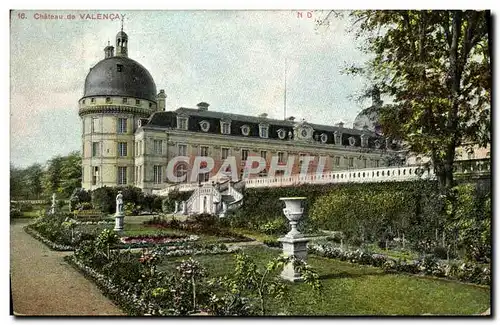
(345, 10, 490, 189)
(445, 184, 491, 262)
(91, 186, 116, 213)
(161, 190, 192, 213)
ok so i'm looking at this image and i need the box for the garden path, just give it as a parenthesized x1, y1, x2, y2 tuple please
(10, 219, 124, 316)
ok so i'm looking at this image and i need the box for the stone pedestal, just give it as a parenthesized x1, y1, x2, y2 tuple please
(114, 213, 124, 231)
(278, 236, 309, 282)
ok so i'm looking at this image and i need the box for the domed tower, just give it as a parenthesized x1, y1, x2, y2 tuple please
(78, 28, 158, 190)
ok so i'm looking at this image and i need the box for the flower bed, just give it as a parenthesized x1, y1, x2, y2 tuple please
(309, 243, 490, 286)
(156, 243, 240, 257)
(70, 219, 114, 225)
(120, 234, 198, 244)
(24, 225, 74, 251)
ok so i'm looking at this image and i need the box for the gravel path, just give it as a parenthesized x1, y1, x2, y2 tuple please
(10, 219, 124, 316)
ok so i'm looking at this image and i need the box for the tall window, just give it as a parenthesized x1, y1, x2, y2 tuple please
(118, 167, 127, 185)
(200, 146, 209, 157)
(178, 118, 188, 130)
(221, 122, 231, 135)
(259, 125, 269, 138)
(136, 99, 141, 105)
(241, 149, 249, 162)
(221, 148, 230, 160)
(363, 158, 367, 168)
(278, 152, 285, 163)
(178, 144, 187, 156)
(154, 140, 163, 155)
(117, 118, 127, 134)
(348, 157, 354, 168)
(118, 142, 128, 157)
(299, 153, 306, 168)
(153, 165, 163, 184)
(92, 142, 100, 157)
(91, 117, 99, 132)
(374, 160, 380, 168)
(92, 166, 99, 185)
(135, 166, 139, 183)
(260, 150, 267, 160)
(335, 156, 340, 167)
(198, 172, 210, 183)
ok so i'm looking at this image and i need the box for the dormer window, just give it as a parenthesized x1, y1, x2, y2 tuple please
(334, 131, 342, 145)
(117, 64, 123, 72)
(277, 129, 286, 140)
(220, 121, 231, 135)
(82, 99, 86, 105)
(259, 124, 269, 138)
(177, 116, 188, 130)
(360, 134, 368, 147)
(106, 97, 111, 104)
(91, 98, 95, 104)
(348, 136, 356, 147)
(320, 133, 328, 144)
(122, 98, 128, 104)
(199, 120, 210, 132)
(136, 99, 141, 105)
(241, 125, 250, 136)
(149, 103, 153, 108)
(374, 139, 382, 149)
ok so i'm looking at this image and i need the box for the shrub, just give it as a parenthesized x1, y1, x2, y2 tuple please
(91, 186, 116, 214)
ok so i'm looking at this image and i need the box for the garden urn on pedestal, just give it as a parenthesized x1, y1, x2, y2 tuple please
(114, 191, 124, 231)
(278, 197, 309, 282)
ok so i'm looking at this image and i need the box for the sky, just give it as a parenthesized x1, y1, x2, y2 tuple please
(10, 9, 374, 168)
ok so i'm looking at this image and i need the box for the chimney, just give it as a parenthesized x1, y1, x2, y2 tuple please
(336, 122, 344, 128)
(259, 113, 268, 118)
(157, 90, 166, 111)
(197, 102, 210, 111)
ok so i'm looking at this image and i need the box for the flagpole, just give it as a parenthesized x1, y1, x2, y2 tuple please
(284, 57, 287, 120)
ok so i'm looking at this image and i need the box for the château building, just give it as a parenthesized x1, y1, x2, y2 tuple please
(78, 28, 400, 194)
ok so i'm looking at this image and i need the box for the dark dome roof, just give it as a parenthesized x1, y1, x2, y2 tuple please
(83, 56, 157, 102)
(116, 31, 128, 39)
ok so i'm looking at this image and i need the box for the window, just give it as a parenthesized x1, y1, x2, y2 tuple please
(320, 133, 328, 143)
(200, 121, 210, 132)
(117, 64, 123, 72)
(118, 167, 127, 185)
(92, 166, 99, 185)
(175, 163, 188, 183)
(242, 149, 249, 162)
(91, 98, 95, 104)
(278, 152, 285, 163)
(241, 125, 250, 136)
(374, 160, 380, 168)
(335, 156, 340, 167)
(221, 148, 230, 160)
(363, 158, 367, 168)
(200, 146, 209, 157)
(154, 140, 163, 155)
(122, 98, 128, 104)
(178, 144, 187, 156)
(92, 142, 100, 157)
(106, 97, 111, 104)
(198, 172, 210, 183)
(277, 129, 286, 139)
(299, 153, 306, 168)
(91, 117, 99, 132)
(153, 165, 163, 184)
(136, 99, 141, 105)
(178, 118, 188, 130)
(348, 157, 354, 168)
(82, 99, 86, 105)
(118, 142, 128, 157)
(260, 150, 267, 160)
(82, 167, 85, 182)
(117, 118, 127, 134)
(259, 125, 269, 138)
(221, 122, 231, 135)
(149, 103, 153, 108)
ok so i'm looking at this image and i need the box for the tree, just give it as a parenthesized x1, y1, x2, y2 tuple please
(59, 151, 82, 198)
(42, 155, 64, 197)
(23, 163, 44, 199)
(10, 164, 24, 199)
(341, 10, 490, 192)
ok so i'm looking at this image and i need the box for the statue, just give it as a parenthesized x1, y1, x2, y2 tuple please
(50, 193, 57, 214)
(116, 191, 124, 215)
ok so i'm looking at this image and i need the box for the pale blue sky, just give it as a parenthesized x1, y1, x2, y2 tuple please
(10, 9, 372, 168)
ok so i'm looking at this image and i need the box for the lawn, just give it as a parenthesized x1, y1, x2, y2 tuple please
(158, 246, 490, 316)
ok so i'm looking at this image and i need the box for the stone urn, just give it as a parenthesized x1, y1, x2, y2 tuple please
(280, 197, 306, 238)
(278, 197, 309, 282)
